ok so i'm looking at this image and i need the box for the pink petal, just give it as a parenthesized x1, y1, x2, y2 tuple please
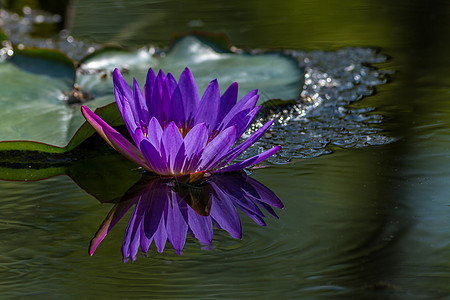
(81, 105, 152, 172)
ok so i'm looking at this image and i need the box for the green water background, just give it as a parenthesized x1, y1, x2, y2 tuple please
(1, 0, 449, 298)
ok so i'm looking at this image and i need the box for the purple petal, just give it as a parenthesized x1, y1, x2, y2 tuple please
(81, 105, 151, 172)
(217, 120, 274, 168)
(133, 126, 147, 150)
(170, 86, 186, 126)
(165, 72, 178, 94)
(146, 117, 163, 148)
(140, 140, 169, 175)
(113, 69, 143, 128)
(217, 82, 238, 123)
(230, 106, 261, 141)
(193, 79, 220, 131)
(240, 89, 258, 103)
(183, 123, 208, 172)
(161, 122, 184, 175)
(214, 146, 281, 173)
(173, 143, 186, 175)
(150, 70, 166, 122)
(178, 67, 200, 124)
(184, 123, 208, 156)
(218, 94, 259, 132)
(144, 68, 156, 105)
(115, 86, 138, 134)
(133, 78, 149, 124)
(161, 73, 177, 123)
(113, 68, 133, 107)
(198, 126, 237, 170)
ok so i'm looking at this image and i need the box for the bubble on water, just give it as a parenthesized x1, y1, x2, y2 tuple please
(241, 47, 394, 164)
(0, 8, 100, 61)
(0, 40, 13, 62)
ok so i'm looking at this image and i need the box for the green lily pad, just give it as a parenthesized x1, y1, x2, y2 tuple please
(79, 36, 302, 104)
(0, 36, 303, 157)
(0, 48, 75, 147)
(0, 149, 142, 203)
(0, 48, 116, 152)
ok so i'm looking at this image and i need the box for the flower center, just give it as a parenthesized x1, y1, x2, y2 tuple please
(138, 120, 149, 137)
(178, 125, 191, 138)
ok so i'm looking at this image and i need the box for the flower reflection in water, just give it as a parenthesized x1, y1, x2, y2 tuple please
(90, 172, 283, 262)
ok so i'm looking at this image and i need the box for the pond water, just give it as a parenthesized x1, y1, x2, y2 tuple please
(1, 0, 449, 298)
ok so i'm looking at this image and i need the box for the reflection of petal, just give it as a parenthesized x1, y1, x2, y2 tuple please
(89, 188, 138, 256)
(143, 182, 166, 240)
(188, 208, 213, 245)
(122, 201, 141, 261)
(166, 193, 188, 254)
(210, 186, 242, 239)
(245, 176, 284, 209)
(90, 172, 283, 262)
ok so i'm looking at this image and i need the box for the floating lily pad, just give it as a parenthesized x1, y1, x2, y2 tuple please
(78, 36, 302, 103)
(0, 48, 117, 152)
(0, 149, 142, 203)
(0, 36, 303, 156)
(0, 48, 75, 147)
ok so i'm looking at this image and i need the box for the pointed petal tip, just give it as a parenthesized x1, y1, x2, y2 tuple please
(112, 68, 122, 80)
(81, 105, 96, 123)
(88, 238, 102, 257)
(133, 77, 142, 93)
(214, 145, 281, 173)
(180, 67, 197, 85)
(80, 104, 89, 115)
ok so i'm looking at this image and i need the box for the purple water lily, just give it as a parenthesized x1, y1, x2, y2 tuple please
(81, 67, 280, 177)
(90, 172, 283, 262)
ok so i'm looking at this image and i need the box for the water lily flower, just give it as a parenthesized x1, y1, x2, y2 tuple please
(90, 172, 283, 262)
(81, 67, 280, 177)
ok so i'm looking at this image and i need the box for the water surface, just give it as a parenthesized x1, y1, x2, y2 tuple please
(1, 0, 449, 298)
